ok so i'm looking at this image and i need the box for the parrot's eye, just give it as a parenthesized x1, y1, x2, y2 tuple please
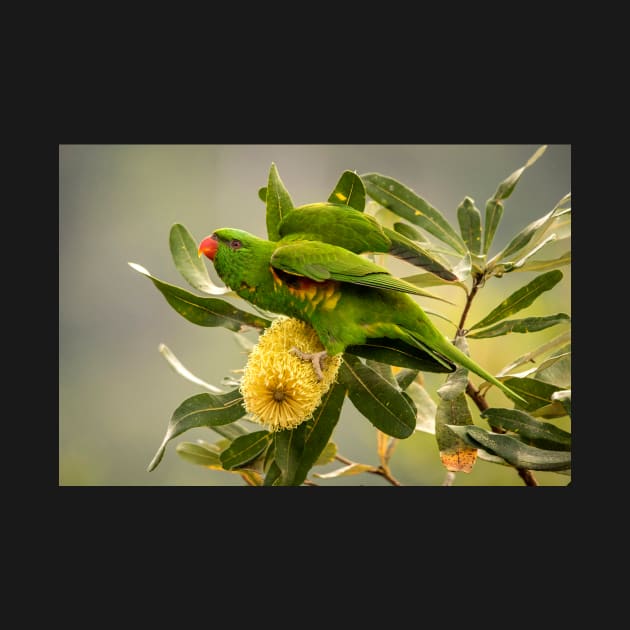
(229, 239, 242, 250)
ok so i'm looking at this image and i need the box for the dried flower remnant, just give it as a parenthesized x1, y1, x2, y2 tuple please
(240, 317, 342, 431)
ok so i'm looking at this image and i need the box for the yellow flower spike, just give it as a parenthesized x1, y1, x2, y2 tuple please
(240, 317, 342, 431)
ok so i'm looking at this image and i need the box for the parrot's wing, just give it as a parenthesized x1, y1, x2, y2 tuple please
(382, 227, 459, 282)
(271, 240, 451, 302)
(278, 203, 390, 253)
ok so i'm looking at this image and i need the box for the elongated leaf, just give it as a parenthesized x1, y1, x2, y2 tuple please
(366, 360, 398, 387)
(402, 271, 467, 291)
(448, 424, 570, 471)
(396, 368, 420, 391)
(327, 170, 365, 211)
(469, 270, 563, 330)
(313, 463, 375, 479)
(497, 331, 571, 377)
(345, 338, 455, 373)
(158, 343, 224, 393)
(483, 199, 504, 255)
(436, 394, 477, 473)
(511, 250, 571, 273)
(339, 355, 416, 439)
(532, 351, 571, 389)
(263, 461, 283, 486)
(457, 197, 482, 255)
(266, 163, 294, 241)
(220, 431, 271, 470)
(468, 313, 570, 339)
(361, 173, 467, 255)
(435, 336, 477, 473)
(273, 423, 307, 486)
(552, 390, 571, 417)
(293, 381, 347, 484)
(482, 408, 571, 451)
(492, 145, 547, 201)
(175, 441, 224, 468)
(209, 421, 250, 441)
(147, 389, 246, 472)
(129, 263, 270, 331)
(393, 221, 426, 242)
(314, 441, 337, 466)
(406, 382, 437, 434)
(169, 223, 230, 295)
(491, 196, 570, 265)
(501, 377, 564, 413)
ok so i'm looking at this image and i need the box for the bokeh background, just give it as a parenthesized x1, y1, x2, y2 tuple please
(59, 144, 571, 486)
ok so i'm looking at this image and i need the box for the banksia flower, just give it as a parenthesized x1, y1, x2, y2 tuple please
(240, 317, 342, 431)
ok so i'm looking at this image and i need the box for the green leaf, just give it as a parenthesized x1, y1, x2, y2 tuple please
(273, 424, 307, 486)
(501, 377, 565, 413)
(402, 271, 468, 291)
(266, 163, 294, 241)
(435, 336, 477, 473)
(510, 250, 571, 273)
(497, 331, 571, 377)
(327, 170, 366, 211)
(209, 421, 250, 441)
(220, 431, 272, 470)
(147, 389, 246, 472)
(482, 199, 504, 255)
(129, 263, 270, 331)
(345, 338, 455, 373)
(175, 441, 223, 468)
(339, 355, 417, 439)
(366, 360, 398, 388)
(491, 145, 547, 201)
(524, 346, 571, 389)
(396, 368, 420, 391)
(406, 382, 437, 434)
(158, 343, 224, 393)
(393, 222, 426, 242)
(361, 173, 467, 255)
(292, 382, 346, 485)
(482, 408, 571, 451)
(258, 186, 267, 203)
(436, 393, 477, 473)
(263, 461, 283, 486)
(468, 313, 570, 339)
(447, 424, 570, 471)
(314, 441, 337, 466)
(261, 382, 345, 486)
(491, 197, 569, 265)
(436, 336, 470, 401)
(482, 146, 548, 254)
(469, 270, 563, 330)
(552, 390, 571, 417)
(457, 197, 482, 255)
(169, 223, 230, 295)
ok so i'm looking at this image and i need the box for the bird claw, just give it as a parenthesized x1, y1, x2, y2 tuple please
(289, 347, 328, 381)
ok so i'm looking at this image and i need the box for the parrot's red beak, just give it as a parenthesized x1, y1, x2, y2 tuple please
(198, 234, 218, 260)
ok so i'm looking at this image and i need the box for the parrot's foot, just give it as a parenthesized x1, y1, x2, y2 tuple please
(289, 347, 328, 381)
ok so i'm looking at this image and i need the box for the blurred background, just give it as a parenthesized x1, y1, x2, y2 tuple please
(59, 144, 571, 486)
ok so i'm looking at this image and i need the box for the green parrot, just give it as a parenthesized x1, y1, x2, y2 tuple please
(198, 221, 525, 405)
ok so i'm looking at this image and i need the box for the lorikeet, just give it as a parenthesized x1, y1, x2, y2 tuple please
(198, 218, 524, 404)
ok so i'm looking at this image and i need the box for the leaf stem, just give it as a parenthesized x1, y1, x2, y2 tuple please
(334, 454, 402, 486)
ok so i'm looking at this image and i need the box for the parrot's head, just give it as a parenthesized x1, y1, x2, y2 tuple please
(198, 228, 273, 288)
